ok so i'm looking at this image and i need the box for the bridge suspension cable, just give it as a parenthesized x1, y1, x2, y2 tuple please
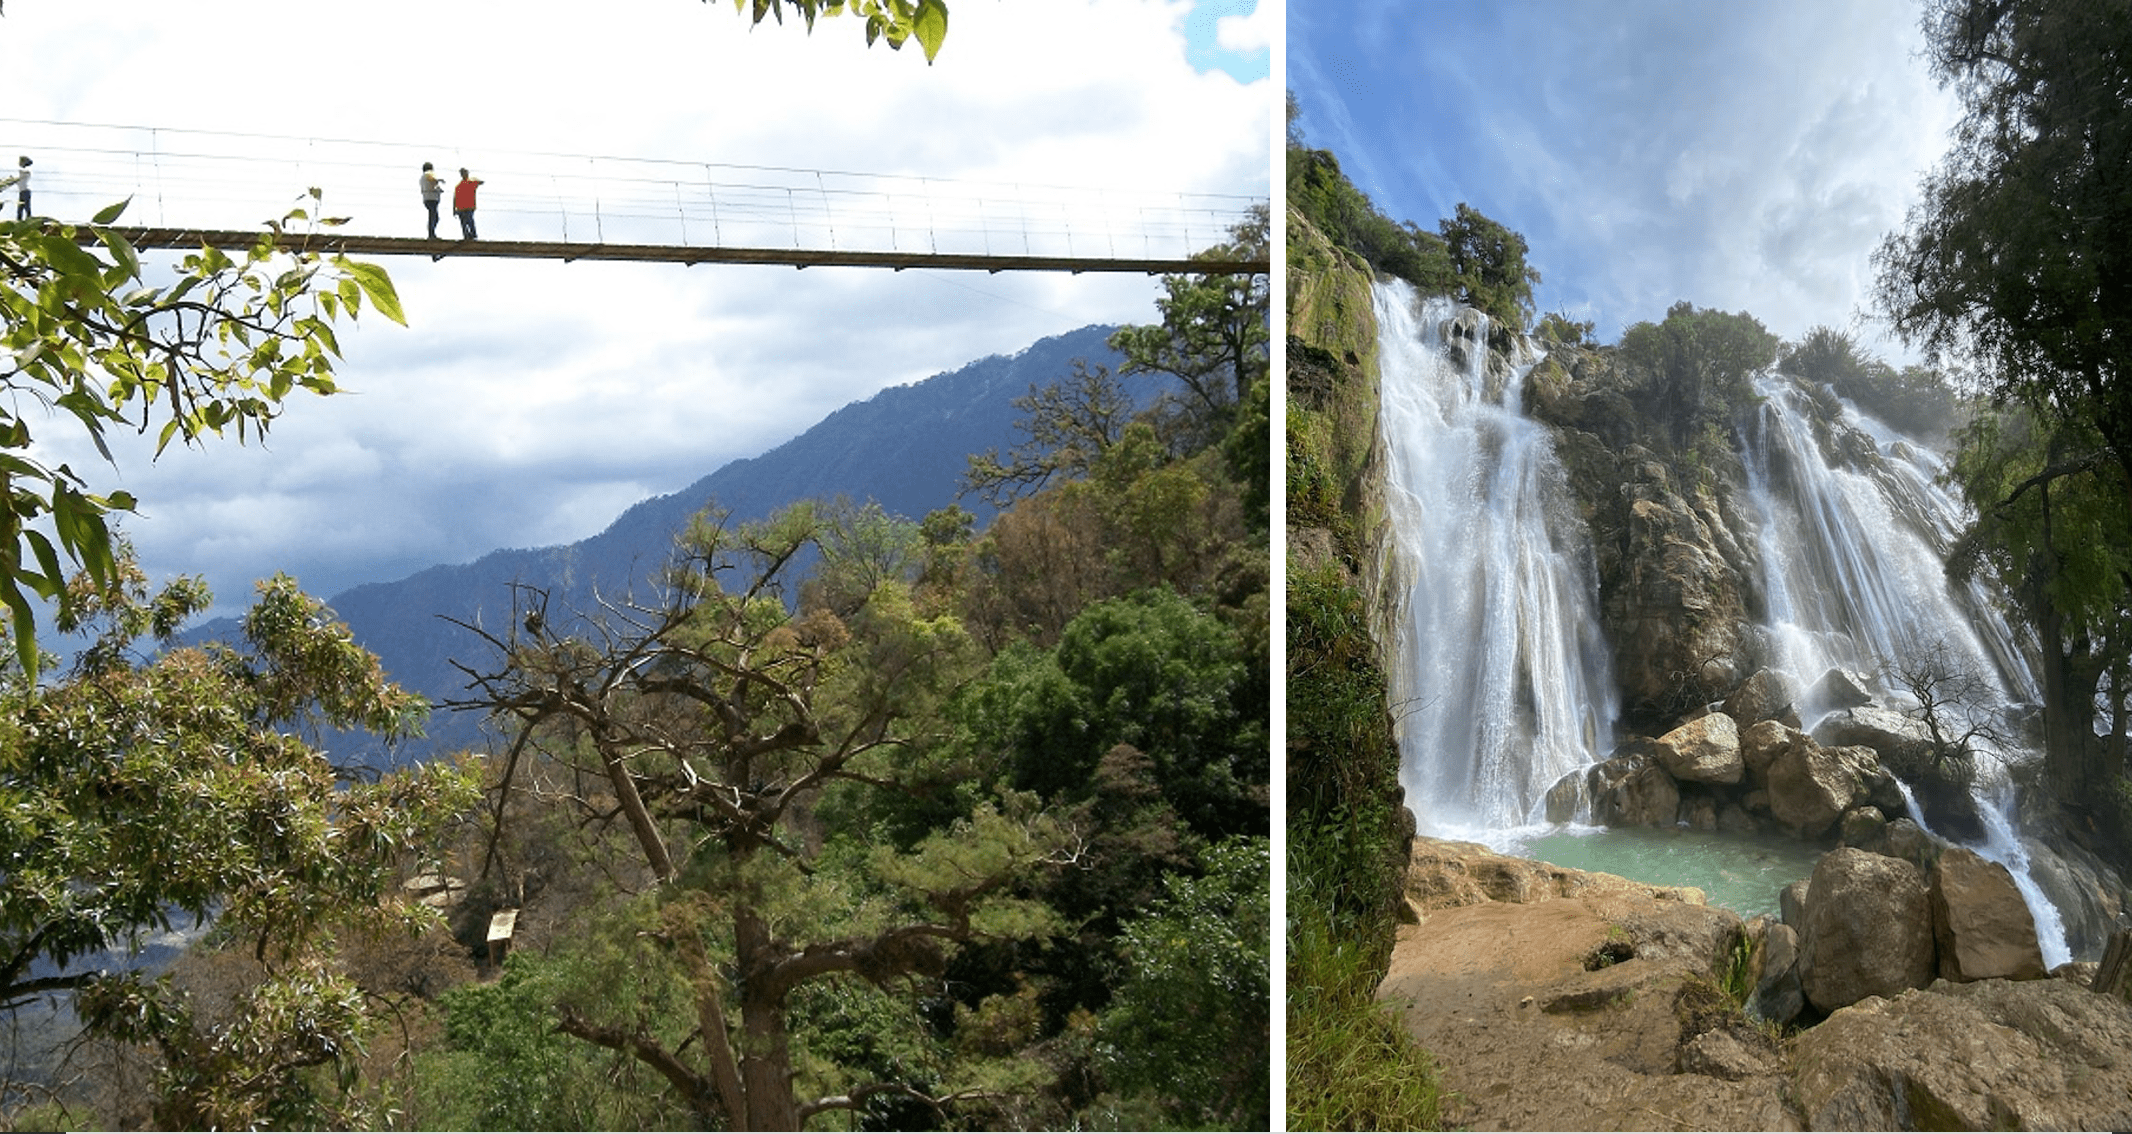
(0, 118, 1266, 273)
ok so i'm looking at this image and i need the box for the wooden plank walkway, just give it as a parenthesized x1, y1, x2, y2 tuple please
(83, 227, 1268, 275)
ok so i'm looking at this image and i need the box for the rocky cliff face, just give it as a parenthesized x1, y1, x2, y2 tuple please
(1526, 344, 1763, 728)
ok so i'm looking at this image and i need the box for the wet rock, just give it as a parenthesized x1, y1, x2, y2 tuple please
(1791, 978, 2132, 1130)
(1811, 704, 1930, 763)
(1653, 712, 1743, 785)
(1722, 666, 1799, 729)
(1839, 805, 1887, 849)
(1801, 666, 1875, 715)
(1879, 817, 1937, 869)
(1929, 847, 2046, 983)
(2019, 833, 2132, 961)
(1747, 920, 1805, 1026)
(1800, 848, 1936, 1014)
(1586, 754, 1681, 829)
(1543, 769, 1586, 823)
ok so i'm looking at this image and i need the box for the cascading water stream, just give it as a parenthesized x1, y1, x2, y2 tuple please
(1375, 282, 1616, 834)
(1741, 372, 2069, 966)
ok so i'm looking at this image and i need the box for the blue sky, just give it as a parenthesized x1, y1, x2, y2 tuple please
(1289, 2, 1960, 355)
(0, 0, 1267, 623)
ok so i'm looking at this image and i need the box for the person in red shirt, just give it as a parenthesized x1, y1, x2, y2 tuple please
(453, 168, 485, 240)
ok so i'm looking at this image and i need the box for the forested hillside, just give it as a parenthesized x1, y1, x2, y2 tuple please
(2, 211, 1270, 1130)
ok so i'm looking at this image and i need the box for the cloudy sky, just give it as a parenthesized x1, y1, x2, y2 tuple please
(0, 0, 1270, 622)
(1289, 2, 1961, 354)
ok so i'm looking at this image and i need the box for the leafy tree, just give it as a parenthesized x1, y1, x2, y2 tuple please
(1875, 0, 2132, 490)
(715, 0, 950, 62)
(1534, 310, 1596, 349)
(0, 553, 477, 1127)
(1286, 144, 1457, 296)
(962, 360, 1135, 508)
(1618, 300, 1779, 446)
(1782, 326, 1963, 442)
(1946, 404, 2131, 806)
(1877, 0, 2132, 814)
(1094, 835, 1268, 1130)
(1109, 206, 1271, 422)
(452, 502, 1075, 1129)
(0, 194, 402, 678)
(1438, 202, 1541, 331)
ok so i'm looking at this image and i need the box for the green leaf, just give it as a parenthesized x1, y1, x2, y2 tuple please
(335, 258, 406, 327)
(91, 198, 132, 226)
(912, 0, 947, 62)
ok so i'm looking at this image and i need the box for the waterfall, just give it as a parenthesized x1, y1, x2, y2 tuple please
(1740, 372, 2068, 966)
(1375, 282, 1616, 833)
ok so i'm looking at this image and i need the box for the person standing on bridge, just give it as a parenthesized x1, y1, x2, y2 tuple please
(2, 156, 32, 220)
(453, 168, 484, 240)
(419, 162, 445, 240)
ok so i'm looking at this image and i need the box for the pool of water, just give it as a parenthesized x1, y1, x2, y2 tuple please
(1499, 825, 1833, 919)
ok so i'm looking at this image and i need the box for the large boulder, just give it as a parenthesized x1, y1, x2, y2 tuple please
(1586, 754, 1681, 829)
(1811, 704, 1930, 762)
(1652, 712, 1743, 785)
(1722, 666, 1798, 729)
(1800, 666, 1875, 716)
(1737, 718, 1794, 780)
(1929, 847, 2047, 982)
(1800, 848, 1936, 1014)
(1791, 977, 2132, 1130)
(1762, 734, 1862, 836)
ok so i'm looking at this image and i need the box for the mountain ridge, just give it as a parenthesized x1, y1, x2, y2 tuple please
(193, 323, 1128, 762)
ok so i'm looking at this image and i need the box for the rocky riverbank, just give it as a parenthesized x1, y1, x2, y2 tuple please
(1380, 837, 2132, 1130)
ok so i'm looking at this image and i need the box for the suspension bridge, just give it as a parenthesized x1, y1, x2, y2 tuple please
(5, 119, 1268, 275)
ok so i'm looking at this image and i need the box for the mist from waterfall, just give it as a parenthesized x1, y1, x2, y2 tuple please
(1374, 282, 1617, 833)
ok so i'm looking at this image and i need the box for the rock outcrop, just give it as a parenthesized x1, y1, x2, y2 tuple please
(1380, 839, 2132, 1130)
(1791, 978, 2132, 1130)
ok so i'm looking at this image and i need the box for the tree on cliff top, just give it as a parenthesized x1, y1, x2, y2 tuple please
(1619, 301, 1778, 446)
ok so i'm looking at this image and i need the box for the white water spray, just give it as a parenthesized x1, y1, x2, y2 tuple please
(1374, 283, 1616, 833)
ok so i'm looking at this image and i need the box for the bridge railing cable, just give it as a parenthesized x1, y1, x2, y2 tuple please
(0, 118, 1262, 265)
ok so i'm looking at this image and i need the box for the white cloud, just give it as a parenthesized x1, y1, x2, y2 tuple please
(1218, 2, 1272, 53)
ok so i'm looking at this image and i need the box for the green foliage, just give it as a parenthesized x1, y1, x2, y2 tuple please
(1095, 836, 1269, 1130)
(0, 195, 401, 680)
(1286, 146, 1457, 296)
(1781, 326, 1963, 442)
(1109, 207, 1271, 430)
(1, 551, 478, 1125)
(962, 585, 1264, 840)
(421, 952, 691, 1131)
(1875, 0, 2132, 821)
(1285, 911, 1446, 1132)
(1438, 202, 1541, 331)
(457, 499, 1077, 1128)
(1534, 310, 1596, 348)
(1618, 300, 1779, 446)
(1876, 0, 2132, 487)
(718, 0, 949, 62)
